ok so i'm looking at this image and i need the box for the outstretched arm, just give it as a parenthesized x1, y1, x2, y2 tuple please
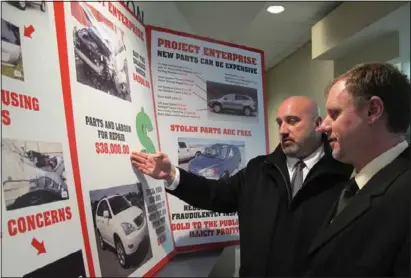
(130, 151, 244, 213)
(167, 166, 244, 213)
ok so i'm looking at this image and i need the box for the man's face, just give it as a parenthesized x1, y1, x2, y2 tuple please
(319, 80, 369, 163)
(276, 102, 320, 158)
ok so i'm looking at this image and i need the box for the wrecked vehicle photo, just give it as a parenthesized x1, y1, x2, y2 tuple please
(72, 2, 131, 101)
(2, 139, 69, 211)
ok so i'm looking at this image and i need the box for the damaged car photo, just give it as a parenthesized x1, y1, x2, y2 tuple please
(2, 139, 69, 211)
(6, 1, 47, 12)
(72, 2, 131, 102)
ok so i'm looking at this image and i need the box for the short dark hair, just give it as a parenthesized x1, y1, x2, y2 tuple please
(329, 63, 411, 134)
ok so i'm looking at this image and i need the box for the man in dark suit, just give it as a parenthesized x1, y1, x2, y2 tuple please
(307, 63, 410, 277)
(131, 96, 352, 276)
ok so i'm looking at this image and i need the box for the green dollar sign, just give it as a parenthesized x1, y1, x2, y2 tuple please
(136, 107, 156, 154)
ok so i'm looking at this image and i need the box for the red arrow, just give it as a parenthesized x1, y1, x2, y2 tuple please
(31, 237, 46, 255)
(24, 25, 35, 38)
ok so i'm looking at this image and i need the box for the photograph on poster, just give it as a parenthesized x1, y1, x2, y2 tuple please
(178, 139, 205, 163)
(1, 18, 24, 81)
(71, 2, 131, 102)
(89, 183, 152, 277)
(178, 137, 246, 180)
(2, 138, 69, 211)
(206, 81, 258, 123)
(23, 250, 86, 278)
(5, 1, 47, 12)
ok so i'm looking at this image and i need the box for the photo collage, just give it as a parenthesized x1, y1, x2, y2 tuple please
(1, 1, 267, 277)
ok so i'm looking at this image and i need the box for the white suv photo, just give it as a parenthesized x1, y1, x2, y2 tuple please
(95, 194, 147, 268)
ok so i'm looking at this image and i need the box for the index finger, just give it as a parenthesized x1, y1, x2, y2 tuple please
(130, 151, 163, 160)
(131, 151, 147, 157)
(130, 151, 147, 161)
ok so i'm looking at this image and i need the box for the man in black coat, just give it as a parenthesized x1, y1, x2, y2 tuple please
(131, 96, 352, 276)
(308, 63, 410, 277)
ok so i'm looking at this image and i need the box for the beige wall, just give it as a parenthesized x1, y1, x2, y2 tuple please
(334, 32, 400, 76)
(264, 3, 410, 153)
(311, 2, 403, 60)
(265, 42, 334, 152)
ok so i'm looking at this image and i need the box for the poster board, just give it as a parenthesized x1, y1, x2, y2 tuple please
(1, 2, 87, 276)
(1, 2, 174, 277)
(147, 26, 269, 251)
(1, 1, 268, 276)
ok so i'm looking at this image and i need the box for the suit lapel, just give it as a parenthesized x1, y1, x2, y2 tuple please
(313, 196, 339, 239)
(309, 147, 410, 256)
(308, 192, 371, 255)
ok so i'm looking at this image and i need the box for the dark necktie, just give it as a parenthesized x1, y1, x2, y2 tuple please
(290, 160, 305, 198)
(334, 178, 359, 218)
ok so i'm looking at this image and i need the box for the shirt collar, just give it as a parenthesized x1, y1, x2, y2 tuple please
(287, 144, 325, 171)
(351, 140, 409, 189)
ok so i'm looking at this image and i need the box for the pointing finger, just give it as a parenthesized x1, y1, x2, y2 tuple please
(130, 153, 148, 163)
(131, 151, 147, 159)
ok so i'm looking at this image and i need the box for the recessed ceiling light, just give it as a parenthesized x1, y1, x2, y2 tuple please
(267, 5, 285, 14)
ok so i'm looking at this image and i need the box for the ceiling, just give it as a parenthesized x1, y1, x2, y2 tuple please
(168, 1, 341, 71)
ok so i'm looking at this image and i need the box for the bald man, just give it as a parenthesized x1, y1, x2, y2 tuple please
(131, 96, 353, 277)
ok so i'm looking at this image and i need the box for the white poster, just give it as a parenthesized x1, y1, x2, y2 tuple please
(1, 2, 87, 277)
(1, 1, 268, 275)
(148, 27, 268, 249)
(59, 2, 174, 276)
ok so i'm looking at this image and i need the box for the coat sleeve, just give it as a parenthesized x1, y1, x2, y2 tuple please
(393, 236, 410, 277)
(165, 166, 246, 213)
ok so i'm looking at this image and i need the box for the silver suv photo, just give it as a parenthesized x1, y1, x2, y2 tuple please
(208, 93, 256, 116)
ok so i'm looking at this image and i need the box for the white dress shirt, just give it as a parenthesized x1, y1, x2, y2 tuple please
(351, 140, 409, 190)
(165, 145, 325, 191)
(286, 145, 325, 183)
(165, 165, 181, 190)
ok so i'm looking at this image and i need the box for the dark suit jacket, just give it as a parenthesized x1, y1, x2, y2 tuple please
(306, 147, 410, 277)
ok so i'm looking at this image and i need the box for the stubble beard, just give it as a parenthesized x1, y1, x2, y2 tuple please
(282, 144, 299, 157)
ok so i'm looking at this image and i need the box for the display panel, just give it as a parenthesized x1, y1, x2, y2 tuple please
(1, 2, 88, 276)
(148, 26, 268, 250)
(1, 2, 175, 277)
(1, 2, 268, 275)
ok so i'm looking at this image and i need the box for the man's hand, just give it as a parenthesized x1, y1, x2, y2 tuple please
(130, 151, 176, 182)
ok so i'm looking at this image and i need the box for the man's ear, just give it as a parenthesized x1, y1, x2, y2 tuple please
(314, 116, 322, 127)
(367, 96, 384, 124)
